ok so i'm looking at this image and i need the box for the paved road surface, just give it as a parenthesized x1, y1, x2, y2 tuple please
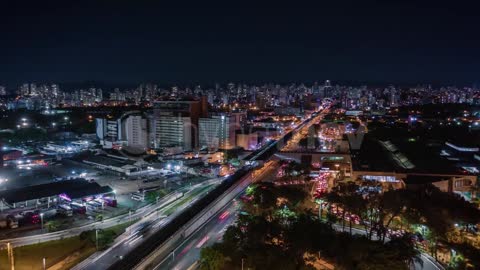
(73, 182, 219, 270)
(155, 199, 240, 270)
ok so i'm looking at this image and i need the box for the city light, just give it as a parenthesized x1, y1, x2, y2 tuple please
(0, 5, 479, 269)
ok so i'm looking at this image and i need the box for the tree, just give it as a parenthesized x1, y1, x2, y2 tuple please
(251, 183, 277, 218)
(386, 235, 423, 269)
(324, 182, 365, 234)
(45, 220, 61, 232)
(98, 229, 116, 249)
(145, 191, 158, 203)
(95, 214, 104, 222)
(200, 245, 226, 270)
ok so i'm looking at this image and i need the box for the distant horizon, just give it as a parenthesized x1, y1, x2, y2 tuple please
(2, 79, 479, 92)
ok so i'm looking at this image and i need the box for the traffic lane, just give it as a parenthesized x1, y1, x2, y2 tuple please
(415, 254, 442, 270)
(160, 203, 238, 270)
(0, 184, 205, 248)
(82, 187, 215, 270)
(164, 161, 279, 270)
(83, 212, 176, 269)
(87, 180, 222, 269)
(156, 200, 239, 270)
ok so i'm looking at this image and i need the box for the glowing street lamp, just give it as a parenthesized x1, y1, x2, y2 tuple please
(40, 213, 44, 232)
(315, 198, 325, 221)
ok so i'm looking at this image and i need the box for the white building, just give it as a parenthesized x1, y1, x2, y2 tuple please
(124, 115, 148, 150)
(199, 114, 237, 150)
(151, 116, 193, 151)
(96, 111, 148, 150)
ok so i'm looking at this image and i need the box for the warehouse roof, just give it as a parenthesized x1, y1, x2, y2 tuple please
(0, 179, 113, 204)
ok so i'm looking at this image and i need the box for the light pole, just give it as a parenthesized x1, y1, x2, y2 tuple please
(42, 257, 46, 270)
(241, 258, 245, 270)
(7, 242, 14, 270)
(40, 213, 44, 232)
(316, 199, 324, 221)
(95, 229, 99, 250)
(128, 210, 132, 234)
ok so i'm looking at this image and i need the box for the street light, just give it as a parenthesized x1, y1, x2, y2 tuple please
(40, 213, 44, 232)
(95, 229, 99, 250)
(7, 242, 14, 270)
(128, 210, 132, 234)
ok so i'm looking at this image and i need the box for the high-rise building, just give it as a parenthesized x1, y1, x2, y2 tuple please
(51, 84, 59, 97)
(124, 114, 148, 149)
(96, 117, 122, 149)
(0, 86, 6, 96)
(19, 83, 30, 96)
(151, 116, 192, 150)
(152, 99, 208, 150)
(198, 112, 245, 151)
(96, 111, 148, 149)
(323, 80, 332, 98)
(96, 89, 103, 102)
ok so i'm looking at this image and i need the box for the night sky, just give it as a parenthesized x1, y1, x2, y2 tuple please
(1, 1, 479, 87)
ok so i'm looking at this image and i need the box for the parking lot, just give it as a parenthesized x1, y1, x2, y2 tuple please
(0, 157, 215, 238)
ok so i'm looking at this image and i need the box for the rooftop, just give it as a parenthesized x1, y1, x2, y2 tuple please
(0, 179, 113, 204)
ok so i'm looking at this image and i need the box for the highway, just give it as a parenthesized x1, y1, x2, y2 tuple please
(72, 181, 220, 270)
(0, 192, 177, 248)
(155, 198, 240, 270)
(147, 162, 280, 270)
(0, 178, 222, 250)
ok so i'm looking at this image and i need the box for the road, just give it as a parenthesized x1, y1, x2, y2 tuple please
(147, 162, 280, 270)
(0, 179, 220, 250)
(73, 181, 220, 270)
(155, 199, 240, 270)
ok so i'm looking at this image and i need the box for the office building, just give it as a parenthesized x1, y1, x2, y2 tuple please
(152, 98, 208, 150)
(199, 111, 245, 151)
(151, 116, 192, 150)
(96, 111, 148, 150)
